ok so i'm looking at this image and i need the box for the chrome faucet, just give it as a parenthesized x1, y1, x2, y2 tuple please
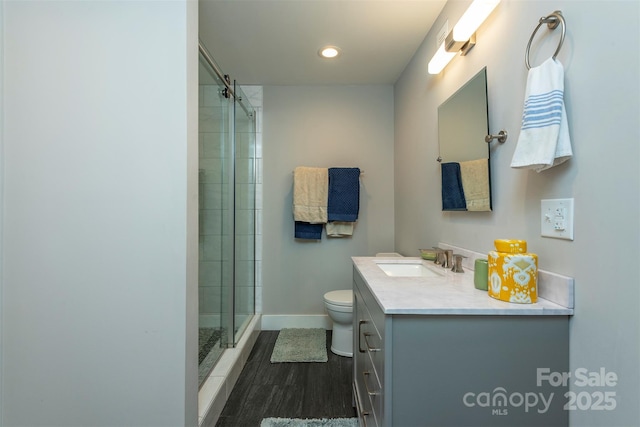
(443, 249, 454, 269)
(451, 254, 465, 273)
(432, 247, 453, 268)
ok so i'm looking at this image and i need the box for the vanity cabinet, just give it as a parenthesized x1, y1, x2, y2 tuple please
(352, 267, 570, 427)
(353, 268, 385, 426)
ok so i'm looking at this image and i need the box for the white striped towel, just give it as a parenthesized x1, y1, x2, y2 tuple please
(511, 58, 572, 172)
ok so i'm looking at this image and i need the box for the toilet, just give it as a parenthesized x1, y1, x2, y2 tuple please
(323, 290, 353, 357)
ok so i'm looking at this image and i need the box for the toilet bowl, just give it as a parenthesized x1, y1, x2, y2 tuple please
(323, 290, 353, 357)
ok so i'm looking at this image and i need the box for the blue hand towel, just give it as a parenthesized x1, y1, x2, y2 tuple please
(327, 168, 360, 222)
(294, 221, 323, 240)
(441, 162, 467, 211)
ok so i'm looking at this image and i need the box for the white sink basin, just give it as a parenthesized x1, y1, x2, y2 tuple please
(376, 262, 443, 278)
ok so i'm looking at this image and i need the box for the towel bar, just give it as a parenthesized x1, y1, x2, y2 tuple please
(525, 10, 566, 70)
(292, 169, 364, 175)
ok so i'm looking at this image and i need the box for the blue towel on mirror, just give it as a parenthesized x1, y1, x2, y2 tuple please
(295, 221, 323, 240)
(327, 168, 360, 222)
(441, 162, 467, 211)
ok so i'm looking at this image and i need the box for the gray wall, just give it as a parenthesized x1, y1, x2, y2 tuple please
(394, 1, 639, 426)
(1, 1, 199, 425)
(262, 85, 395, 319)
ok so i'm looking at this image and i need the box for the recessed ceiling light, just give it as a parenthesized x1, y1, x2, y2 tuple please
(318, 46, 341, 59)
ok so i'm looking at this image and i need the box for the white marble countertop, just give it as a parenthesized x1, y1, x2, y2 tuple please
(352, 256, 574, 315)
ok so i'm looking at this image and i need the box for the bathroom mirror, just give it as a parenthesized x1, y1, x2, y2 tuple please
(438, 67, 492, 211)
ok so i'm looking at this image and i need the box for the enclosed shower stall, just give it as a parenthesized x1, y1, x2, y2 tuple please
(198, 43, 257, 386)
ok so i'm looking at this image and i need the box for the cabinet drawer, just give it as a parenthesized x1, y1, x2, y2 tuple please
(363, 351, 383, 426)
(354, 268, 385, 336)
(353, 289, 374, 427)
(354, 268, 386, 381)
(359, 317, 381, 354)
(367, 334, 384, 388)
(361, 319, 384, 386)
(353, 380, 376, 427)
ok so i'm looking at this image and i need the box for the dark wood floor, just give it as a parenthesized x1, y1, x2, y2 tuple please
(215, 330, 357, 426)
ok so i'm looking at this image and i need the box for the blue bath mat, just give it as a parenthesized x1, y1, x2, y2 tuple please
(261, 418, 358, 427)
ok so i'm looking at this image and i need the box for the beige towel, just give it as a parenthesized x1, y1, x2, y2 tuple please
(459, 159, 490, 212)
(326, 221, 354, 237)
(293, 167, 328, 223)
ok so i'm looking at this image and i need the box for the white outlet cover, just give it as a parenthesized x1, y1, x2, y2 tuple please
(541, 198, 574, 240)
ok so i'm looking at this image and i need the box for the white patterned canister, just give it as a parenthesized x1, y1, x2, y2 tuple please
(488, 239, 538, 304)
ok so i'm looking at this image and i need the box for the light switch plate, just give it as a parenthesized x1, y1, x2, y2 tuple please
(541, 198, 574, 240)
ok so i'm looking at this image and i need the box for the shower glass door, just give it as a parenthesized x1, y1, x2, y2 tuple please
(198, 53, 231, 384)
(198, 50, 257, 386)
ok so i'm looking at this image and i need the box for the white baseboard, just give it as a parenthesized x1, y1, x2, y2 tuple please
(261, 314, 332, 330)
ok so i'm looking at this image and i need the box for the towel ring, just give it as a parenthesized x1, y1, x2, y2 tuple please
(525, 10, 566, 70)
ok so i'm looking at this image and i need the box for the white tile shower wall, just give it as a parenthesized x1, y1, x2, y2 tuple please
(203, 85, 225, 107)
(199, 108, 226, 133)
(200, 159, 225, 183)
(235, 162, 255, 313)
(235, 131, 254, 158)
(202, 132, 225, 159)
(241, 85, 263, 315)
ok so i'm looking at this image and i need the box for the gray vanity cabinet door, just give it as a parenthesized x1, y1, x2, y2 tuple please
(389, 315, 569, 427)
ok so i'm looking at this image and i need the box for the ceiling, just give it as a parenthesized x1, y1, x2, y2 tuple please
(198, 0, 447, 85)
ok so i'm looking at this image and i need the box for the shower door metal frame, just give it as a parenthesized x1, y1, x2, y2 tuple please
(199, 40, 253, 117)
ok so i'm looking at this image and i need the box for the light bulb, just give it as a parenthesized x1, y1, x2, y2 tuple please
(319, 46, 341, 59)
(428, 42, 457, 75)
(453, 0, 500, 42)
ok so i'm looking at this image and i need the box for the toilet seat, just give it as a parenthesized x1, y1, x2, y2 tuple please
(324, 290, 353, 307)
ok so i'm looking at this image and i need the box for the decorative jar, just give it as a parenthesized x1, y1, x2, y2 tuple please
(488, 239, 538, 303)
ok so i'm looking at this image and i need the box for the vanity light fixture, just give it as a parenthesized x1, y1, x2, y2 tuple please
(428, 0, 501, 74)
(319, 45, 342, 59)
(427, 43, 457, 75)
